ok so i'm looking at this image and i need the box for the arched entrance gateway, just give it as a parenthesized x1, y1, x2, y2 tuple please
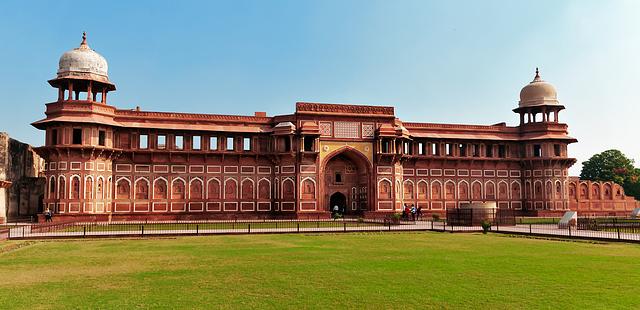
(320, 147, 372, 215)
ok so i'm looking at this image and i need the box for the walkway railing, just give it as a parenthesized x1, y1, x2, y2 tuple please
(6, 218, 640, 243)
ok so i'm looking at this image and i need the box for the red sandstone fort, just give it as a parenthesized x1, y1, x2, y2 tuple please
(25, 33, 639, 222)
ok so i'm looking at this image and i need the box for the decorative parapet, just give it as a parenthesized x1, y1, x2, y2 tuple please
(296, 102, 395, 117)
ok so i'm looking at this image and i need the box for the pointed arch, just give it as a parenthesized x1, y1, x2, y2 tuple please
(70, 175, 81, 200)
(96, 176, 105, 200)
(485, 181, 496, 200)
(258, 178, 271, 200)
(135, 177, 150, 200)
(403, 179, 415, 200)
(471, 180, 483, 200)
(378, 178, 392, 200)
(579, 182, 588, 199)
(458, 180, 470, 200)
(224, 177, 238, 200)
(603, 182, 613, 200)
(431, 180, 442, 200)
(115, 177, 131, 200)
(445, 180, 456, 200)
(190, 177, 204, 199)
(592, 183, 601, 199)
(510, 181, 522, 200)
(106, 176, 112, 200)
(417, 180, 428, 200)
(48, 176, 56, 199)
(545, 180, 553, 200)
(241, 177, 255, 200)
(614, 184, 623, 199)
(207, 178, 221, 200)
(282, 178, 295, 201)
(153, 177, 168, 199)
(534, 180, 543, 199)
(497, 181, 508, 200)
(555, 180, 563, 200)
(171, 177, 186, 200)
(58, 175, 66, 199)
(300, 177, 315, 200)
(84, 175, 94, 200)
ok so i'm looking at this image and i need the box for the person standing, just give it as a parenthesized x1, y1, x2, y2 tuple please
(410, 205, 417, 221)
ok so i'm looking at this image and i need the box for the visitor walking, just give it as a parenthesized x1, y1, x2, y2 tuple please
(410, 205, 417, 221)
(44, 208, 52, 222)
(417, 206, 423, 220)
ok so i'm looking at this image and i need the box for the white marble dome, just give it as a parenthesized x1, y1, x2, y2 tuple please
(56, 33, 110, 83)
(519, 68, 559, 107)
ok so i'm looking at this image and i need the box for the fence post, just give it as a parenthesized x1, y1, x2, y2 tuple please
(344, 222, 346, 232)
(22, 226, 25, 238)
(617, 224, 621, 240)
(568, 225, 571, 237)
(529, 223, 532, 234)
(83, 225, 86, 238)
(248, 223, 251, 234)
(297, 223, 300, 233)
(141, 225, 144, 236)
(196, 224, 199, 235)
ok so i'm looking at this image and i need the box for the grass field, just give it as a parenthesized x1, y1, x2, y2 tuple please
(1, 232, 639, 309)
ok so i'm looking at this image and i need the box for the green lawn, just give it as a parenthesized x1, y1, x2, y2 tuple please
(1, 232, 639, 309)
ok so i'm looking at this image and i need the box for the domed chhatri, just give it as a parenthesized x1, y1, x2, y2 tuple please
(518, 68, 559, 107)
(56, 32, 111, 84)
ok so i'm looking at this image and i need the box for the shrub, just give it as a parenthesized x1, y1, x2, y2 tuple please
(357, 217, 365, 223)
(392, 213, 402, 221)
(481, 220, 491, 234)
(432, 213, 440, 222)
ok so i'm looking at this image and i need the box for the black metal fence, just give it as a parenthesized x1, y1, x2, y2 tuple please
(5, 216, 640, 243)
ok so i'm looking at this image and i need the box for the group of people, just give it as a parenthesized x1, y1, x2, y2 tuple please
(402, 204, 422, 221)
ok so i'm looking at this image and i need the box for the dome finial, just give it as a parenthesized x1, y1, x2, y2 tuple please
(535, 67, 540, 79)
(81, 32, 87, 46)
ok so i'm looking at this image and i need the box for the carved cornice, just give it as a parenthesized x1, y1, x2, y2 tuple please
(114, 110, 272, 124)
(403, 122, 516, 132)
(296, 102, 395, 116)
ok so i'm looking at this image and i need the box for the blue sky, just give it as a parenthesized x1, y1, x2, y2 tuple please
(0, 0, 638, 175)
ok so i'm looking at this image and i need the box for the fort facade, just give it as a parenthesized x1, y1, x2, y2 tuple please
(32, 34, 639, 222)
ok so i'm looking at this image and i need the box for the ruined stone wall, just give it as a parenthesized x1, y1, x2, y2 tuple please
(0, 132, 45, 222)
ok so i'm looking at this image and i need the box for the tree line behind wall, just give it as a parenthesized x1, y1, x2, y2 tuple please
(580, 149, 640, 200)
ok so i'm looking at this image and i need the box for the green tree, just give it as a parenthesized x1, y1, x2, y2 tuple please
(580, 150, 640, 199)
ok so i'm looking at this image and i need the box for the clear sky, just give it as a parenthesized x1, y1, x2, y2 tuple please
(0, 0, 638, 175)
